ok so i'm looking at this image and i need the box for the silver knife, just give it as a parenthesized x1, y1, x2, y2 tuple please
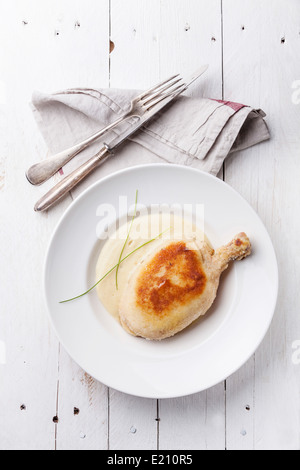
(34, 67, 208, 212)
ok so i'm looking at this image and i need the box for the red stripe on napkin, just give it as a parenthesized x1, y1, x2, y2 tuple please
(213, 99, 246, 112)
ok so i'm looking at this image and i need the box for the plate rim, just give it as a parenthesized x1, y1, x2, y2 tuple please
(43, 163, 279, 398)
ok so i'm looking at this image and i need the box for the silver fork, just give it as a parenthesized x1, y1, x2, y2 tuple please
(26, 74, 188, 186)
(33, 65, 208, 212)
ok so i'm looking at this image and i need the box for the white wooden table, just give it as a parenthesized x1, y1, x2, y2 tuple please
(1, 0, 300, 450)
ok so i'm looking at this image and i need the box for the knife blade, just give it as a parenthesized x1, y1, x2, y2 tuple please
(34, 65, 208, 212)
(105, 64, 208, 152)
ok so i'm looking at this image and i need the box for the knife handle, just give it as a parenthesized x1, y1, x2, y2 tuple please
(34, 146, 110, 212)
(26, 115, 125, 186)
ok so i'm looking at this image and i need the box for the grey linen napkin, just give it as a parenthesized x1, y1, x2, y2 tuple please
(31, 88, 270, 197)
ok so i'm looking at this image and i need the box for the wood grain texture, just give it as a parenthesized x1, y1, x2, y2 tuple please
(159, 0, 223, 99)
(154, 0, 226, 450)
(110, 0, 161, 89)
(0, 0, 110, 450)
(55, 347, 108, 450)
(109, 0, 161, 449)
(159, 385, 225, 450)
(109, 389, 158, 450)
(223, 0, 300, 450)
(109, 0, 225, 451)
(1, 0, 300, 450)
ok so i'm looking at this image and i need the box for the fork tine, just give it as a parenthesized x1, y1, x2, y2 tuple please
(141, 77, 184, 106)
(137, 73, 180, 100)
(144, 83, 187, 111)
(143, 85, 187, 119)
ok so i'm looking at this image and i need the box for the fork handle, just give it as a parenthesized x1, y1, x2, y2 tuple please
(34, 146, 110, 212)
(26, 115, 125, 186)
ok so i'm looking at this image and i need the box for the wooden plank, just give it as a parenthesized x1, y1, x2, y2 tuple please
(109, 0, 226, 450)
(0, 0, 110, 450)
(225, 359, 255, 450)
(3, 0, 299, 451)
(110, 0, 161, 89)
(109, 390, 158, 450)
(157, 0, 226, 450)
(159, 0, 223, 99)
(109, 0, 227, 451)
(223, 0, 300, 450)
(159, 385, 225, 451)
(55, 348, 108, 450)
(108, 0, 161, 449)
(48, 0, 111, 451)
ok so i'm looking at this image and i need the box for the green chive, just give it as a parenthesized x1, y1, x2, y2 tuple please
(59, 228, 169, 304)
(116, 189, 138, 290)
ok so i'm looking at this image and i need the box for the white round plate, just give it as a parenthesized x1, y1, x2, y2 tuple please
(44, 164, 278, 399)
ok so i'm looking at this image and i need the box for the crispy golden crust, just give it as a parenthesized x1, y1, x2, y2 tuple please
(119, 233, 251, 341)
(135, 242, 206, 317)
